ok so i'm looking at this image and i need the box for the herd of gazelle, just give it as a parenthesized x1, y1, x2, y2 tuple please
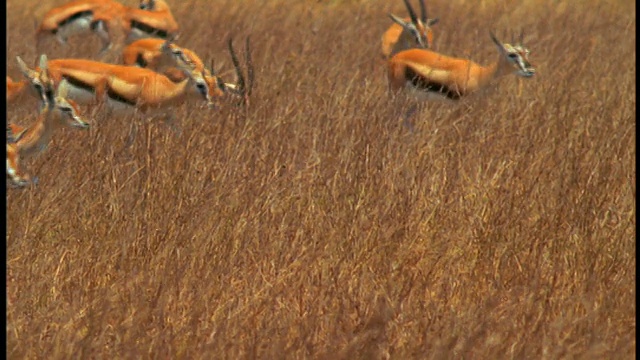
(8, 0, 253, 187)
(7, 0, 535, 188)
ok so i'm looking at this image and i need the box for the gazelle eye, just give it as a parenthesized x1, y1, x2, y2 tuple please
(508, 53, 518, 59)
(61, 107, 73, 112)
(196, 83, 208, 95)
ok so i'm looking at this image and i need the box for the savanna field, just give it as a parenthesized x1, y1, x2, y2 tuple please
(6, 0, 636, 358)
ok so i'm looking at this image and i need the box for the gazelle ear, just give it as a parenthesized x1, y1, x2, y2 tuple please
(39, 54, 48, 71)
(161, 39, 172, 51)
(427, 18, 440, 26)
(162, 33, 180, 50)
(388, 13, 410, 28)
(57, 79, 70, 98)
(16, 56, 34, 77)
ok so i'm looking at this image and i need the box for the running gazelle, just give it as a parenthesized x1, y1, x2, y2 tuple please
(387, 31, 536, 100)
(121, 37, 250, 101)
(35, 0, 178, 55)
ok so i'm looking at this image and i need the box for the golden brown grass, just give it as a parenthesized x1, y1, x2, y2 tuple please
(7, 0, 635, 358)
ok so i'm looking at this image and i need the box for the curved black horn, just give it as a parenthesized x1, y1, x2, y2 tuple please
(419, 0, 427, 22)
(245, 36, 254, 98)
(489, 31, 502, 47)
(402, 0, 418, 24)
(228, 37, 247, 106)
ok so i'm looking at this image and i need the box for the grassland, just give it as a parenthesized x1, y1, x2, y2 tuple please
(6, 0, 636, 358)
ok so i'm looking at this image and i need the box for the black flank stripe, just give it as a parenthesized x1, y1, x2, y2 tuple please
(63, 75, 95, 93)
(107, 89, 137, 106)
(135, 54, 148, 67)
(406, 67, 462, 100)
(90, 20, 105, 31)
(130, 20, 168, 38)
(58, 10, 93, 27)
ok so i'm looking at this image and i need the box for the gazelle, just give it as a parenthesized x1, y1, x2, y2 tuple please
(35, 0, 125, 54)
(35, 0, 178, 55)
(387, 31, 536, 101)
(7, 80, 90, 188)
(121, 37, 209, 82)
(381, 0, 440, 59)
(120, 38, 245, 95)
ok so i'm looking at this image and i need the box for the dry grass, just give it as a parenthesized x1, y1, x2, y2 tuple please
(6, 0, 636, 358)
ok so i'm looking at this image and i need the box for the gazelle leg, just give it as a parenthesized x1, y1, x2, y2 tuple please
(7, 147, 34, 187)
(92, 20, 112, 55)
(162, 111, 182, 135)
(401, 103, 418, 133)
(145, 108, 182, 135)
(125, 116, 139, 148)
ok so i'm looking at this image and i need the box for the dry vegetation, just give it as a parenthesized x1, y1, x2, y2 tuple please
(6, 0, 636, 358)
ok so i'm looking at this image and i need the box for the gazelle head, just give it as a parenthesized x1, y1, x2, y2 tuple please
(168, 48, 219, 108)
(389, 0, 439, 51)
(51, 80, 91, 129)
(16, 54, 55, 106)
(159, 37, 205, 73)
(490, 31, 536, 78)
